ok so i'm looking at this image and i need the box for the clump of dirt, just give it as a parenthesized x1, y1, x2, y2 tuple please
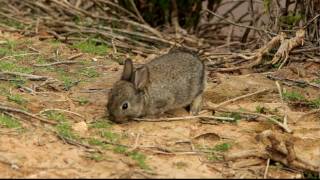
(0, 32, 319, 178)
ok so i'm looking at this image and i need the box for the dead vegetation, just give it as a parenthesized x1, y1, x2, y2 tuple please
(0, 0, 319, 178)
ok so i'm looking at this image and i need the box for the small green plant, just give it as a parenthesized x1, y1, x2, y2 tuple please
(113, 145, 128, 154)
(0, 61, 33, 74)
(56, 121, 79, 140)
(279, 12, 303, 26)
(112, 145, 150, 170)
(283, 91, 306, 101)
(128, 151, 150, 170)
(311, 78, 320, 84)
(256, 105, 266, 114)
(221, 112, 241, 122)
(204, 142, 232, 162)
(89, 120, 112, 129)
(80, 68, 100, 78)
(101, 130, 120, 143)
(60, 76, 79, 91)
(87, 138, 111, 149)
(207, 153, 223, 161)
(0, 19, 24, 30)
(44, 111, 66, 122)
(7, 94, 27, 105)
(211, 143, 232, 152)
(74, 97, 89, 105)
(72, 39, 109, 56)
(309, 98, 320, 109)
(43, 111, 79, 140)
(88, 153, 105, 162)
(0, 113, 21, 129)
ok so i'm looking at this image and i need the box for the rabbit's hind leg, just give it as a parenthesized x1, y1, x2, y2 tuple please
(190, 94, 203, 115)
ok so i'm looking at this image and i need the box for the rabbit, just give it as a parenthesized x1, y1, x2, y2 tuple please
(107, 48, 206, 123)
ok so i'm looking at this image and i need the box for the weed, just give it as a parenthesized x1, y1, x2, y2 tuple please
(56, 121, 79, 140)
(101, 130, 120, 143)
(256, 105, 266, 114)
(0, 61, 33, 74)
(60, 76, 79, 90)
(0, 113, 21, 129)
(44, 111, 66, 122)
(112, 145, 150, 169)
(309, 98, 320, 109)
(221, 112, 241, 122)
(113, 145, 128, 154)
(0, 18, 24, 30)
(279, 12, 303, 26)
(80, 68, 100, 78)
(74, 97, 89, 105)
(72, 39, 109, 56)
(311, 79, 320, 84)
(211, 143, 232, 152)
(207, 154, 223, 161)
(204, 142, 232, 162)
(283, 91, 306, 101)
(87, 138, 111, 149)
(43, 111, 79, 140)
(128, 151, 150, 170)
(7, 94, 27, 105)
(89, 120, 112, 129)
(88, 153, 105, 162)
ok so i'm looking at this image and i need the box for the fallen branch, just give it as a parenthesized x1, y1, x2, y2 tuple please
(215, 88, 271, 108)
(133, 115, 235, 122)
(0, 72, 49, 81)
(266, 73, 320, 89)
(67, 53, 83, 60)
(205, 106, 292, 133)
(0, 104, 57, 125)
(38, 108, 87, 121)
(204, 9, 277, 36)
(216, 29, 306, 72)
(33, 60, 80, 67)
(271, 29, 305, 69)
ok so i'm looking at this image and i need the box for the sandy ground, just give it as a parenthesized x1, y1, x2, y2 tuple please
(0, 32, 319, 178)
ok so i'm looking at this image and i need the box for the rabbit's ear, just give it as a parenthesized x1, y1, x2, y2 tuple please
(134, 66, 149, 90)
(121, 59, 134, 81)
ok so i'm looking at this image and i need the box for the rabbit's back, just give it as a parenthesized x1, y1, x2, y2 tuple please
(144, 51, 205, 114)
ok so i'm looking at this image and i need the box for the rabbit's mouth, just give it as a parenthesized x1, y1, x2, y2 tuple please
(108, 114, 130, 124)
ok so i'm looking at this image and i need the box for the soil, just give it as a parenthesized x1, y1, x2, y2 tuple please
(0, 31, 319, 178)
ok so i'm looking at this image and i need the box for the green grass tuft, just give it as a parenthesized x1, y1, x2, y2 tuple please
(56, 121, 79, 140)
(211, 143, 232, 152)
(44, 111, 66, 122)
(89, 120, 112, 129)
(88, 153, 105, 162)
(7, 94, 27, 105)
(283, 91, 306, 101)
(0, 113, 21, 129)
(80, 68, 100, 78)
(72, 39, 109, 56)
(74, 97, 89, 105)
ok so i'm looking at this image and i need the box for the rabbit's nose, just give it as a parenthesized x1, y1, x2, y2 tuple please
(109, 115, 127, 123)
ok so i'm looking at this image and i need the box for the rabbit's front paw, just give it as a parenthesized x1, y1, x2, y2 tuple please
(190, 94, 203, 116)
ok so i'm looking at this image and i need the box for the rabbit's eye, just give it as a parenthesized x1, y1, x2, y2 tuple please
(122, 102, 128, 110)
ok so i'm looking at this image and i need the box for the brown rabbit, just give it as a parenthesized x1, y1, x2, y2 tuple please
(107, 48, 206, 123)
